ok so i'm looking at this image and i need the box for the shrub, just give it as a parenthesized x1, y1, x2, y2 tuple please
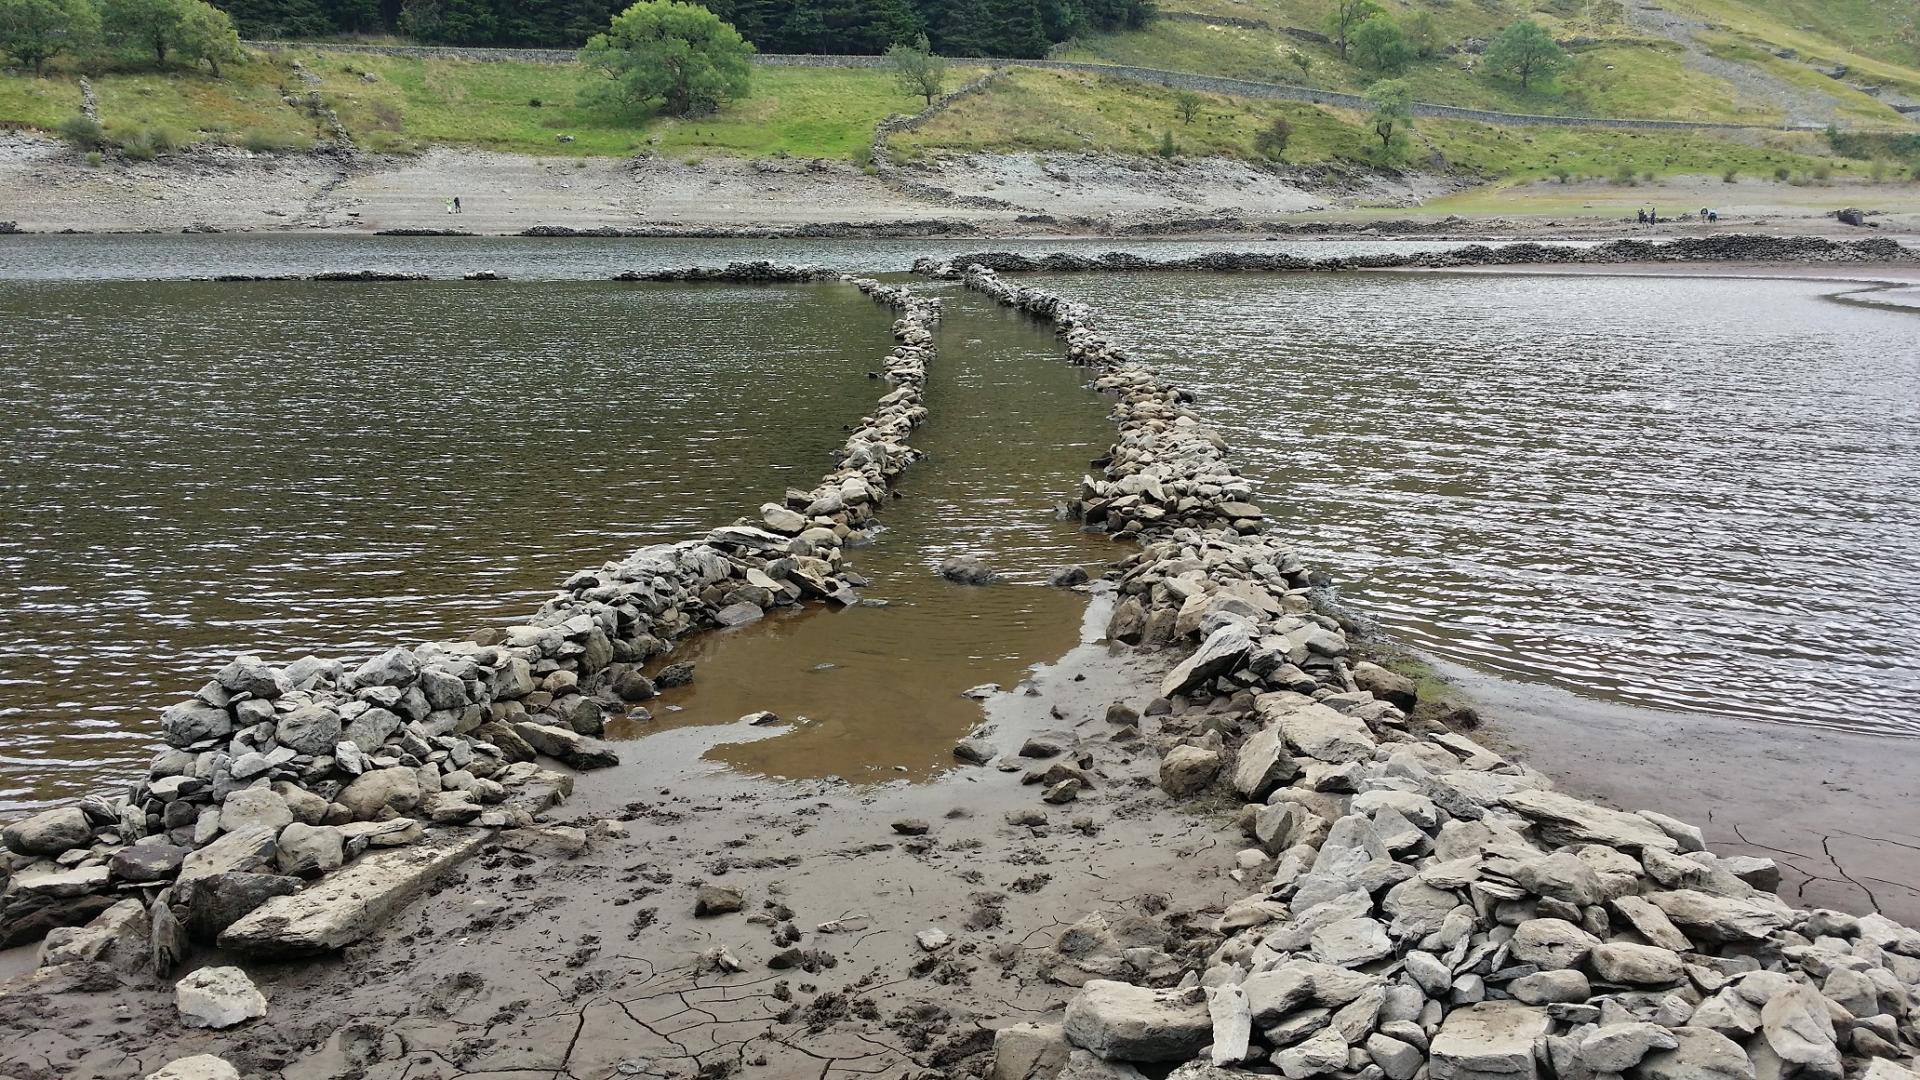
(528, 97, 542, 107)
(1773, 165, 1790, 181)
(1157, 129, 1177, 158)
(119, 130, 157, 159)
(1640, 169, 1654, 182)
(240, 128, 299, 152)
(1722, 169, 1738, 183)
(1253, 116, 1293, 160)
(84, 149, 102, 166)
(1552, 166, 1571, 183)
(1812, 162, 1832, 181)
(56, 113, 105, 148)
(1611, 165, 1637, 185)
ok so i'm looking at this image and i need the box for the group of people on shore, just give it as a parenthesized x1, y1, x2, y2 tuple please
(1638, 207, 1719, 223)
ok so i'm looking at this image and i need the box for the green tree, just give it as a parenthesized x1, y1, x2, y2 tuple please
(1485, 19, 1568, 90)
(178, 0, 241, 72)
(1325, 0, 1380, 59)
(0, 0, 99, 73)
(884, 32, 946, 106)
(1406, 9, 1440, 58)
(1364, 78, 1412, 161)
(1351, 14, 1412, 73)
(1174, 89, 1202, 123)
(1289, 49, 1312, 79)
(579, 0, 754, 117)
(1253, 115, 1292, 159)
(102, 0, 240, 70)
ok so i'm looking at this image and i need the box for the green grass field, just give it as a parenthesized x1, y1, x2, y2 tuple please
(0, 49, 930, 159)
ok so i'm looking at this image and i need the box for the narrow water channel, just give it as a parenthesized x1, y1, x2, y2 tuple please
(608, 283, 1123, 782)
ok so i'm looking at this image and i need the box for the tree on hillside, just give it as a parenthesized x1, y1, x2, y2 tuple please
(1485, 19, 1568, 90)
(1351, 14, 1412, 73)
(177, 0, 241, 73)
(0, 0, 100, 74)
(102, 0, 240, 71)
(1174, 89, 1202, 123)
(885, 33, 946, 106)
(1253, 115, 1292, 159)
(1406, 10, 1440, 59)
(1325, 0, 1381, 59)
(579, 0, 753, 116)
(1364, 78, 1412, 161)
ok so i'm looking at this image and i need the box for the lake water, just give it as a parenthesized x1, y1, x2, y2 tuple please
(1034, 269, 1920, 735)
(3, 237, 1916, 811)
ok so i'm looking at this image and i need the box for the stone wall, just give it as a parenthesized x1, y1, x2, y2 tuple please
(918, 234, 1920, 277)
(951, 263, 1920, 1080)
(0, 269, 941, 962)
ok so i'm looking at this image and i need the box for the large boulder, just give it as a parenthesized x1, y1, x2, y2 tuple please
(175, 966, 267, 1029)
(1430, 1002, 1552, 1080)
(174, 872, 302, 941)
(337, 767, 423, 821)
(275, 705, 341, 756)
(1159, 745, 1222, 798)
(161, 701, 234, 747)
(1161, 622, 1252, 698)
(3, 806, 94, 856)
(219, 788, 293, 834)
(145, 1056, 242, 1080)
(1630, 1026, 1756, 1080)
(1063, 980, 1211, 1063)
(37, 898, 151, 973)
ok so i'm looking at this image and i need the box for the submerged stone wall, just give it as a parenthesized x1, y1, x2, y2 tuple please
(0, 272, 940, 962)
(954, 264, 1920, 1080)
(920, 234, 1920, 278)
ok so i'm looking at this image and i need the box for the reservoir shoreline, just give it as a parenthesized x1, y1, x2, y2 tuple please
(2, 248, 1919, 1080)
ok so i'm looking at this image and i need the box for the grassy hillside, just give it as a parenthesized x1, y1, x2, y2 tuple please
(889, 67, 1852, 184)
(0, 49, 930, 158)
(1, 0, 1914, 186)
(1060, 0, 1919, 127)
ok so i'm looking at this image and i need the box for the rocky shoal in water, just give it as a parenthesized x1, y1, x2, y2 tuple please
(0, 271, 939, 980)
(943, 264, 1920, 1080)
(916, 234, 1919, 276)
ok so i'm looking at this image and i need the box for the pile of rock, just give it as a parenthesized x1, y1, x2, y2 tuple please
(919, 236, 1919, 279)
(960, 266, 1267, 537)
(0, 276, 941, 967)
(609, 261, 838, 283)
(960, 269, 1920, 1080)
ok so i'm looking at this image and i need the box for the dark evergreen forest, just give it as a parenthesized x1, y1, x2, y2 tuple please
(220, 0, 1155, 56)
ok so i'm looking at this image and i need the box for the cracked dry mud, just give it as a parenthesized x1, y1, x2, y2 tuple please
(0, 609, 1238, 1079)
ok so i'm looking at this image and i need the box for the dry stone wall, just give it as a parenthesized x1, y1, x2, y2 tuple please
(951, 264, 1920, 1080)
(0, 271, 940, 963)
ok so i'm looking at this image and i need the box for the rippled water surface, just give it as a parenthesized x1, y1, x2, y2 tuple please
(0, 234, 1560, 281)
(0, 278, 894, 808)
(1035, 270, 1920, 734)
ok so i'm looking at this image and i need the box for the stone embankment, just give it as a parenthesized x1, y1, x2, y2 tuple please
(0, 272, 939, 984)
(950, 264, 1920, 1080)
(922, 234, 1920, 277)
(610, 260, 838, 282)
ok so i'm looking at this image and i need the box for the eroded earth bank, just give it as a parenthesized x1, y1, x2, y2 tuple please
(3, 247, 1920, 1080)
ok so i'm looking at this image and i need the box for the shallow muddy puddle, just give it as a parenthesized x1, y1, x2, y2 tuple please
(608, 284, 1123, 782)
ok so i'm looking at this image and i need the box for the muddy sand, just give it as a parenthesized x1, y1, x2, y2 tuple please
(0, 597, 1246, 1079)
(4, 132, 1916, 240)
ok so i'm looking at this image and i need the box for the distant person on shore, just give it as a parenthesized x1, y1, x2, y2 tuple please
(454, 197, 462, 214)
(1637, 209, 1647, 224)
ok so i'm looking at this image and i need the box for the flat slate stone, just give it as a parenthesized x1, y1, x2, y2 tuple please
(217, 828, 488, 957)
